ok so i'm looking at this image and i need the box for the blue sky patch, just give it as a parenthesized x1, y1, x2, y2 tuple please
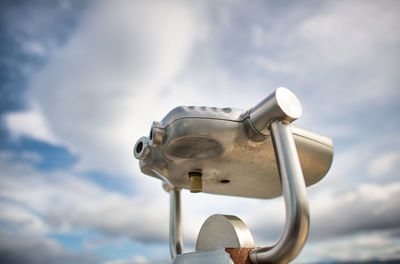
(3, 136, 78, 171)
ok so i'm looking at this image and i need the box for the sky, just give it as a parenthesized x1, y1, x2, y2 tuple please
(0, 0, 399, 263)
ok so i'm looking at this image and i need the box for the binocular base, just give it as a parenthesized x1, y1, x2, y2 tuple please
(173, 248, 254, 264)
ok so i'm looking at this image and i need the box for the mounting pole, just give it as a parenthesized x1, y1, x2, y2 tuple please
(170, 188, 183, 259)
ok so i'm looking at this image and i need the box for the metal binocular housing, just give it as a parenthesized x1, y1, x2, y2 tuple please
(134, 87, 333, 264)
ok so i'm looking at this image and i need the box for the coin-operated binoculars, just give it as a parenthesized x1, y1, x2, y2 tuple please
(134, 88, 333, 264)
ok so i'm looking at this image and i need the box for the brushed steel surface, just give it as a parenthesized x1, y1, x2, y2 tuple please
(134, 91, 333, 198)
(196, 214, 254, 252)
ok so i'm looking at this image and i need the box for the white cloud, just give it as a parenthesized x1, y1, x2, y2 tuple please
(368, 152, 400, 177)
(298, 1, 400, 67)
(249, 56, 298, 75)
(0, 202, 48, 235)
(29, 0, 208, 175)
(103, 255, 169, 264)
(299, 0, 400, 110)
(4, 106, 59, 144)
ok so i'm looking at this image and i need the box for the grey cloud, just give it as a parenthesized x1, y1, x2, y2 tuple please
(297, 230, 400, 262)
(250, 183, 400, 244)
(0, 229, 101, 264)
(309, 183, 400, 240)
(0, 156, 169, 244)
(321, 132, 400, 188)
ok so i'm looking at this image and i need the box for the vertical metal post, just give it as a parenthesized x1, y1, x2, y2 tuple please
(249, 121, 309, 263)
(170, 188, 183, 259)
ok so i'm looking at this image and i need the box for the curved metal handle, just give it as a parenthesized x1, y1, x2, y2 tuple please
(249, 121, 309, 263)
(248, 88, 309, 263)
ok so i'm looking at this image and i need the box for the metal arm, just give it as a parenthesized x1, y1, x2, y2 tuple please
(249, 88, 309, 263)
(170, 188, 183, 259)
(249, 121, 309, 263)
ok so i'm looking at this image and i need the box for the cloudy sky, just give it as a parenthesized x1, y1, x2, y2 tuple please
(1, 0, 399, 263)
